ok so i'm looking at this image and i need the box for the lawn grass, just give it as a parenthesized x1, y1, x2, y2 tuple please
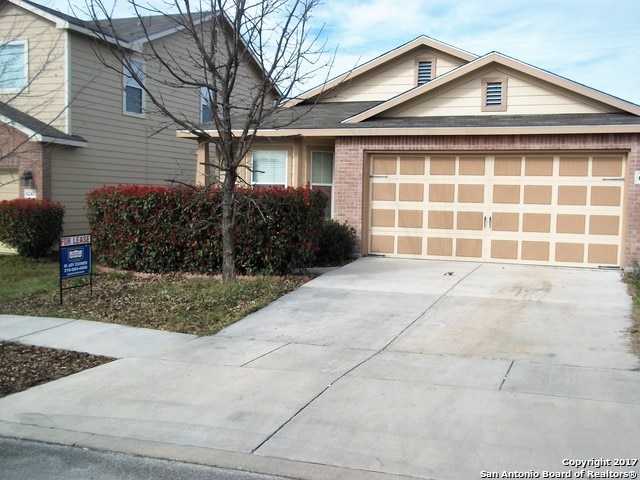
(0, 255, 309, 336)
(0, 254, 60, 297)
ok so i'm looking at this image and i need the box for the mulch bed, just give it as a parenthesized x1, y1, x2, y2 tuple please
(0, 342, 115, 398)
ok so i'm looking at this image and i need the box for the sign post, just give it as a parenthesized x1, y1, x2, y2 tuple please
(59, 234, 92, 305)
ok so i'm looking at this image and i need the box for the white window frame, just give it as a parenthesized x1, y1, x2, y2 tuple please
(123, 59, 145, 116)
(0, 40, 28, 94)
(481, 76, 508, 112)
(310, 150, 334, 218)
(251, 150, 287, 187)
(200, 86, 214, 123)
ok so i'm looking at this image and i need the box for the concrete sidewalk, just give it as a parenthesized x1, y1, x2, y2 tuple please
(1, 258, 639, 480)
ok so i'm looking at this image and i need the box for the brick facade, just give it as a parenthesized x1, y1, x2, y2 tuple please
(333, 133, 640, 267)
(0, 122, 50, 200)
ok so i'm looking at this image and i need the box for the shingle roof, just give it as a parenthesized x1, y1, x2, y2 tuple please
(13, 0, 210, 43)
(253, 102, 640, 131)
(0, 102, 87, 145)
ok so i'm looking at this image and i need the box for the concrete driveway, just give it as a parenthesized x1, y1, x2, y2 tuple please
(1, 258, 639, 480)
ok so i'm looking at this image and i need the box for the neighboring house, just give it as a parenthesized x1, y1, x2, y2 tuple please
(0, 0, 277, 236)
(188, 35, 640, 269)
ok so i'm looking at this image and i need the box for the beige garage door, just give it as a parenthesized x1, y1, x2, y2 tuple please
(368, 153, 625, 267)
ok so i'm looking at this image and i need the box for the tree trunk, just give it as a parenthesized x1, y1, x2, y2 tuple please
(221, 170, 237, 283)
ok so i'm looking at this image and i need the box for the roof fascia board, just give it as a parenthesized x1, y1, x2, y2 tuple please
(344, 52, 640, 123)
(8, 0, 141, 52)
(283, 35, 477, 108)
(178, 124, 640, 138)
(0, 113, 88, 147)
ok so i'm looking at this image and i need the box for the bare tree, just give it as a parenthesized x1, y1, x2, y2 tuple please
(84, 0, 332, 282)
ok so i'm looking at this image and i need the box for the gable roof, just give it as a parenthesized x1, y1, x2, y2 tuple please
(342, 51, 640, 123)
(0, 102, 87, 147)
(284, 35, 477, 107)
(6, 0, 213, 52)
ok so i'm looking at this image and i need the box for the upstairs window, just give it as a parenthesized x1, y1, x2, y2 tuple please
(201, 86, 214, 123)
(311, 151, 334, 218)
(482, 77, 508, 112)
(252, 150, 287, 187)
(123, 60, 145, 115)
(0, 41, 27, 93)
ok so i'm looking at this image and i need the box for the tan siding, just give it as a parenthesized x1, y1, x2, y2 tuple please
(322, 47, 466, 102)
(0, 4, 67, 131)
(388, 69, 618, 117)
(54, 32, 202, 234)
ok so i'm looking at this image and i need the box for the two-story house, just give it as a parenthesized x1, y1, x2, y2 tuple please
(188, 36, 640, 269)
(0, 0, 277, 239)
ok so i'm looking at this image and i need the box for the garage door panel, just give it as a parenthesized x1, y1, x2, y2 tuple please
(592, 157, 623, 177)
(398, 183, 424, 201)
(398, 236, 422, 255)
(372, 183, 396, 201)
(491, 240, 518, 260)
(591, 186, 621, 206)
(429, 184, 455, 202)
(457, 184, 484, 203)
(457, 211, 484, 230)
(368, 153, 625, 267)
(398, 210, 423, 228)
(556, 215, 586, 234)
(523, 185, 552, 204)
(428, 211, 454, 229)
(492, 212, 519, 232)
(430, 157, 456, 175)
(493, 185, 520, 204)
(559, 156, 589, 176)
(555, 243, 585, 263)
(558, 186, 587, 205)
(456, 238, 482, 258)
(522, 241, 550, 261)
(427, 237, 453, 256)
(494, 157, 522, 176)
(589, 215, 620, 236)
(524, 157, 554, 176)
(399, 157, 425, 175)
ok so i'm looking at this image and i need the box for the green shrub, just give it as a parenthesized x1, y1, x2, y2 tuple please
(86, 185, 327, 275)
(315, 219, 356, 266)
(0, 199, 64, 258)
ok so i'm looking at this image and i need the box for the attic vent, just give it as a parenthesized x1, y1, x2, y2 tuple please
(417, 61, 432, 85)
(485, 81, 503, 106)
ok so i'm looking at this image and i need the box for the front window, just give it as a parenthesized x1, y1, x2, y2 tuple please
(311, 151, 333, 217)
(252, 150, 287, 187)
(0, 41, 27, 93)
(124, 59, 145, 115)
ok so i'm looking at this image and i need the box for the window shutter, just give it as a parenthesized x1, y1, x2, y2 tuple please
(485, 81, 503, 106)
(417, 61, 432, 85)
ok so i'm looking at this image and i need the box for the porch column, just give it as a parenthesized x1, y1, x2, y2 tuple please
(196, 138, 210, 185)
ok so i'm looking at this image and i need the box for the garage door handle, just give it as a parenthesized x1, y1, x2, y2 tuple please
(484, 216, 487, 228)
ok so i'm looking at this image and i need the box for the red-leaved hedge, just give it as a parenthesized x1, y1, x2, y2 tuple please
(86, 185, 328, 274)
(0, 199, 65, 257)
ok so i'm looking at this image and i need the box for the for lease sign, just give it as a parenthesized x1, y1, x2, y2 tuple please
(59, 235, 92, 279)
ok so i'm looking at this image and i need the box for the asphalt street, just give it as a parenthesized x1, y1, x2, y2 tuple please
(0, 437, 289, 480)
